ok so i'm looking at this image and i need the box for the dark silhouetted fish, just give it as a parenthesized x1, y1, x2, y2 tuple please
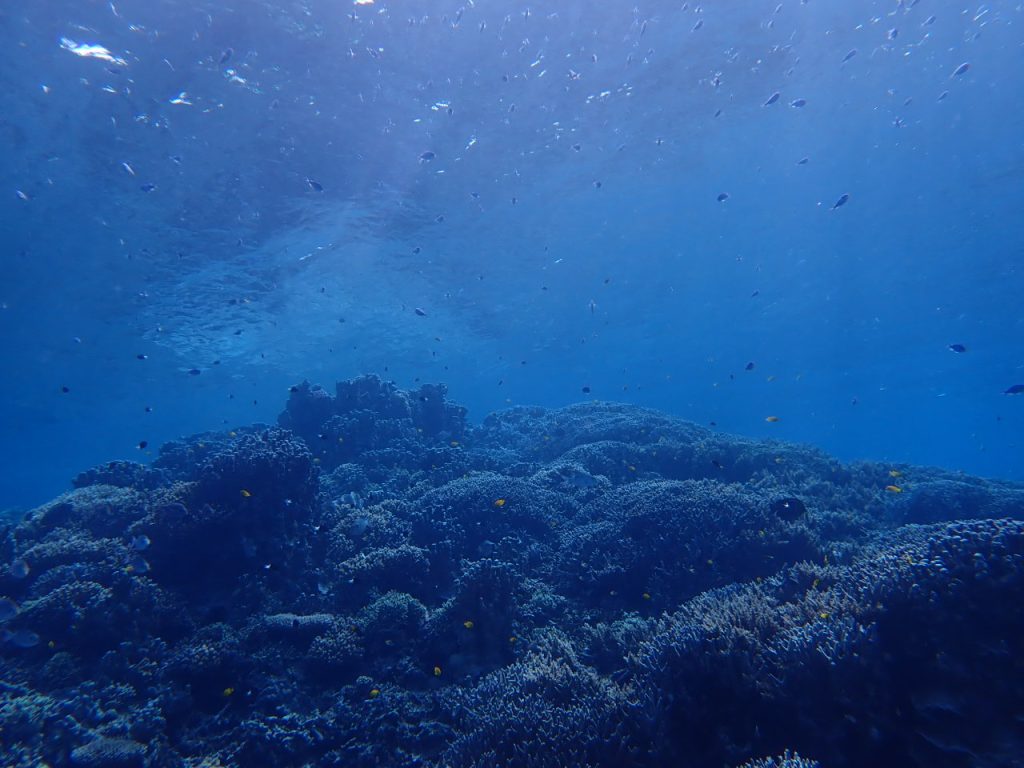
(831, 193, 850, 210)
(1003, 384, 1024, 395)
(948, 344, 967, 353)
(763, 92, 780, 106)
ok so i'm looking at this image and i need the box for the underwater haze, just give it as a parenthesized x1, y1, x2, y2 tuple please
(2, 1, 1024, 767)
(1, 0, 1022, 509)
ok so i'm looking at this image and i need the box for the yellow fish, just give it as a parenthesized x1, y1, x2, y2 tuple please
(222, 687, 235, 697)
(493, 498, 506, 508)
(463, 620, 474, 630)
(885, 485, 903, 493)
(433, 666, 442, 677)
(240, 489, 252, 498)
(369, 688, 380, 698)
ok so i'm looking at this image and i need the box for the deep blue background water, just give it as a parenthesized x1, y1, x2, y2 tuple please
(1, 0, 1022, 511)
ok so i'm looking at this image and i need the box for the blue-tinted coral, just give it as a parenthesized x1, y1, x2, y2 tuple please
(559, 479, 815, 615)
(442, 631, 650, 767)
(1, 376, 1022, 768)
(735, 752, 820, 768)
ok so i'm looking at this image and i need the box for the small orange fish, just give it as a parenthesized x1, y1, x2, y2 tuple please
(493, 498, 506, 508)
(240, 489, 252, 498)
(885, 485, 903, 493)
(765, 416, 781, 423)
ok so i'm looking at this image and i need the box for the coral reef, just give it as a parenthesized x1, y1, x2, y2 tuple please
(1, 374, 1022, 767)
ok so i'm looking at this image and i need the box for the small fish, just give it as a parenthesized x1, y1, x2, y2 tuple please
(131, 534, 151, 551)
(765, 416, 781, 423)
(763, 91, 781, 106)
(219, 47, 233, 64)
(369, 688, 380, 698)
(15, 189, 30, 201)
(581, 386, 591, 394)
(691, 19, 703, 31)
(419, 151, 435, 162)
(140, 183, 156, 193)
(136, 353, 147, 360)
(463, 620, 474, 629)
(889, 469, 903, 478)
(61, 386, 70, 393)
(126, 554, 150, 574)
(121, 161, 135, 176)
(937, 90, 949, 102)
(789, 98, 806, 108)
(745, 362, 755, 371)
(951, 62, 970, 78)
(885, 485, 903, 493)
(306, 178, 324, 192)
(1002, 384, 1024, 396)
(414, 307, 427, 316)
(0, 598, 19, 621)
(493, 498, 506, 508)
(841, 49, 858, 63)
(948, 344, 967, 353)
(830, 193, 850, 210)
(9, 559, 29, 579)
(240, 489, 252, 498)
(137, 440, 148, 450)
(887, 28, 898, 40)
(717, 192, 729, 202)
(797, 157, 809, 165)
(433, 666, 442, 677)
(187, 368, 201, 376)
(222, 687, 235, 697)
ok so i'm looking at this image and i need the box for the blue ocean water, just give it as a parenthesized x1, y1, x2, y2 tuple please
(1, 0, 1021, 510)
(1, 1, 1023, 767)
